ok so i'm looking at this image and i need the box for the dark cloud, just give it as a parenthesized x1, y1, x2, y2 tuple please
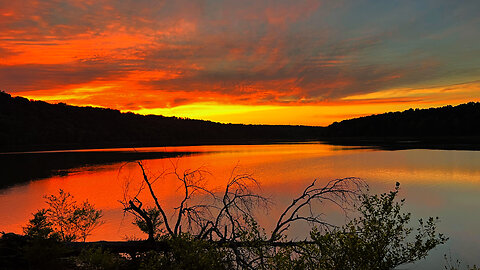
(0, 47, 19, 58)
(0, 62, 130, 92)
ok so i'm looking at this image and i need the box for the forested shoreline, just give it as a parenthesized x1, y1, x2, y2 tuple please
(0, 91, 323, 152)
(1, 91, 480, 152)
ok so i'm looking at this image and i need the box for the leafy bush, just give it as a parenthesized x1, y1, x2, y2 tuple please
(133, 207, 164, 240)
(24, 189, 103, 242)
(304, 182, 448, 269)
(123, 163, 449, 269)
(139, 233, 233, 270)
(77, 247, 124, 270)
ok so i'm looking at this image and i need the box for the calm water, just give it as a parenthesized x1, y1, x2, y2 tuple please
(1, 143, 479, 269)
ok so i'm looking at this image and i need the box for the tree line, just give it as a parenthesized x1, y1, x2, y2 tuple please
(1, 91, 479, 152)
(0, 91, 323, 152)
(327, 102, 480, 138)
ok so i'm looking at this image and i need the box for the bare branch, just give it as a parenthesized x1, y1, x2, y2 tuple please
(270, 177, 365, 241)
(137, 161, 174, 235)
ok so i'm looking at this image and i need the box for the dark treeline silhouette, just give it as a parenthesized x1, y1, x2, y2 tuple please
(325, 102, 480, 148)
(327, 102, 480, 137)
(2, 91, 480, 152)
(0, 91, 324, 152)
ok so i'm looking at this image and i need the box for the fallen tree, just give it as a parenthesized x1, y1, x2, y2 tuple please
(116, 162, 447, 269)
(1, 163, 448, 269)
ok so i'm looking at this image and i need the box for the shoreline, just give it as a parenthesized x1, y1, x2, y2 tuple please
(2, 136, 480, 154)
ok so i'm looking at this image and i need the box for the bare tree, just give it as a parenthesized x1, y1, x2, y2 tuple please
(120, 161, 365, 268)
(122, 162, 270, 239)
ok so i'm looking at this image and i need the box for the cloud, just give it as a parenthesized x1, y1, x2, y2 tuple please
(1, 0, 479, 124)
(0, 62, 130, 92)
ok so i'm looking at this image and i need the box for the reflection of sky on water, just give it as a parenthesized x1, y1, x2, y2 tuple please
(0, 143, 479, 269)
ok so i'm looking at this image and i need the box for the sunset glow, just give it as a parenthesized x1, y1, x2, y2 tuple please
(2, 0, 479, 125)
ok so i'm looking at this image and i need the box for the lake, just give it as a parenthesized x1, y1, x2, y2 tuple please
(1, 143, 479, 269)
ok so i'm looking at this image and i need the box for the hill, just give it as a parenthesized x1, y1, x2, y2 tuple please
(0, 91, 324, 152)
(327, 102, 480, 137)
(325, 102, 480, 148)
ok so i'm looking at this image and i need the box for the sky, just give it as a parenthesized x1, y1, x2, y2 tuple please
(1, 0, 479, 126)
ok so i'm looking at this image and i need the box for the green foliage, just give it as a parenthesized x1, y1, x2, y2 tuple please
(0, 232, 72, 270)
(238, 216, 268, 242)
(23, 209, 59, 240)
(12, 182, 451, 269)
(7, 190, 104, 268)
(71, 201, 104, 242)
(0, 233, 29, 269)
(444, 254, 479, 270)
(139, 234, 233, 270)
(126, 172, 450, 270)
(22, 237, 68, 270)
(77, 247, 124, 270)
(304, 182, 448, 269)
(133, 207, 164, 240)
(25, 189, 103, 242)
(269, 245, 307, 270)
(446, 264, 480, 270)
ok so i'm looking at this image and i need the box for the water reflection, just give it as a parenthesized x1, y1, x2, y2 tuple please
(0, 143, 479, 269)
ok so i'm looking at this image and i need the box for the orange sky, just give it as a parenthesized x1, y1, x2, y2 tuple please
(1, 0, 479, 125)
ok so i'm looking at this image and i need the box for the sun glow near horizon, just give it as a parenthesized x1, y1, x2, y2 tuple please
(12, 80, 480, 126)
